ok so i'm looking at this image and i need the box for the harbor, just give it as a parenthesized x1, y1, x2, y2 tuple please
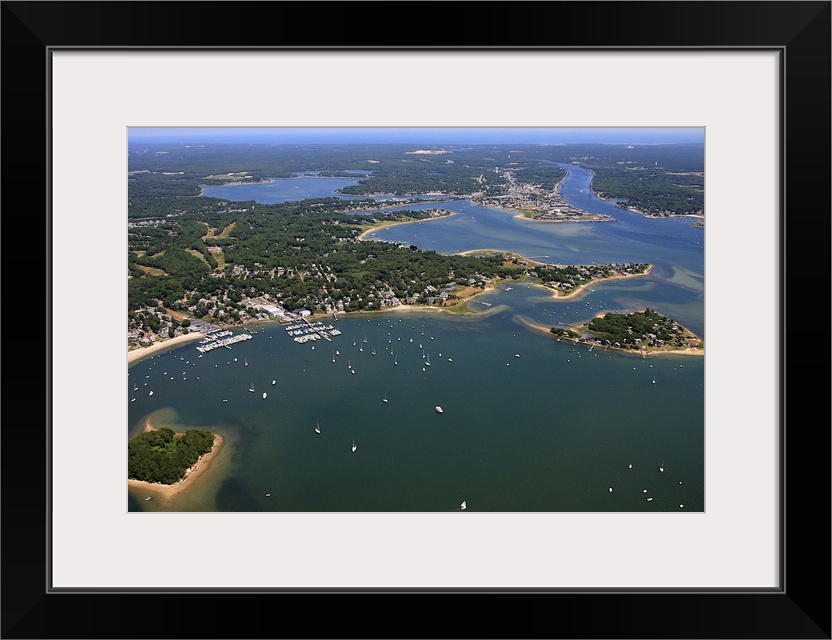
(195, 330, 253, 353)
(284, 319, 342, 344)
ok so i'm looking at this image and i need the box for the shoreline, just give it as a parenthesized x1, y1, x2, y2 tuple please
(545, 264, 655, 300)
(517, 314, 704, 357)
(128, 420, 225, 504)
(128, 332, 205, 363)
(356, 211, 457, 241)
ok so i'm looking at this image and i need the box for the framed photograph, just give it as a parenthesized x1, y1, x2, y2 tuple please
(4, 1, 828, 637)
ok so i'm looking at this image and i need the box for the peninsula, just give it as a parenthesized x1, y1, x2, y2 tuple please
(547, 308, 704, 356)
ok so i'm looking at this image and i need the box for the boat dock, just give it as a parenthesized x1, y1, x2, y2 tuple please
(195, 330, 253, 353)
(284, 319, 342, 344)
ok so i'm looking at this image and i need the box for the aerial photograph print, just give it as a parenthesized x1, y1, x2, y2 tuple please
(126, 126, 705, 513)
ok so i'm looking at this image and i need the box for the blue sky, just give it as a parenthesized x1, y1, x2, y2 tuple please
(128, 127, 703, 146)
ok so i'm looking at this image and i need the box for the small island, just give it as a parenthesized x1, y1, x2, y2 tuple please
(550, 308, 704, 355)
(128, 426, 217, 486)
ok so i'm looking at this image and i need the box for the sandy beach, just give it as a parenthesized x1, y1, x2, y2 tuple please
(546, 264, 654, 300)
(128, 332, 205, 364)
(128, 419, 225, 504)
(356, 212, 456, 242)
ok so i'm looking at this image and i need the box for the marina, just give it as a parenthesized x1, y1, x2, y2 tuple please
(283, 320, 342, 344)
(195, 330, 252, 353)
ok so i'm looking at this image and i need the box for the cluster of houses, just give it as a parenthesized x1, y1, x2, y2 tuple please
(474, 171, 612, 221)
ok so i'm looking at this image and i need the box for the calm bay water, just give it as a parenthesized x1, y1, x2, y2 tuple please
(200, 173, 446, 204)
(129, 165, 704, 512)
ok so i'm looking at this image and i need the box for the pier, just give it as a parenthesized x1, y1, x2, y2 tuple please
(195, 331, 253, 353)
(284, 319, 342, 344)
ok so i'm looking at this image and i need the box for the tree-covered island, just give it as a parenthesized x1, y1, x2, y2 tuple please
(550, 308, 704, 355)
(127, 142, 702, 353)
(128, 427, 216, 485)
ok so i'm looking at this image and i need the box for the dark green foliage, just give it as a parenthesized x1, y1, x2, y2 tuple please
(512, 165, 567, 190)
(585, 309, 694, 349)
(128, 427, 215, 484)
(590, 168, 704, 215)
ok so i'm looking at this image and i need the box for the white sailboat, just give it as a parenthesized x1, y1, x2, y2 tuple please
(460, 500, 467, 510)
(351, 439, 357, 453)
(382, 393, 389, 403)
(262, 392, 267, 399)
(315, 422, 321, 434)
(435, 406, 444, 414)
(248, 382, 255, 393)
(244, 358, 248, 366)
(271, 379, 276, 386)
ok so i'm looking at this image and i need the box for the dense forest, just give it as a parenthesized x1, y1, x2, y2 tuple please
(128, 428, 215, 484)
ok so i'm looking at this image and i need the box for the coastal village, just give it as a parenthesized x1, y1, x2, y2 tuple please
(473, 168, 615, 222)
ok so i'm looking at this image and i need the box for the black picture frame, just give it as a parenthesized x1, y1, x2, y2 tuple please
(3, 2, 829, 638)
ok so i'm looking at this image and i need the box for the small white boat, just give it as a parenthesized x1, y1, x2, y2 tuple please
(262, 392, 267, 399)
(315, 422, 321, 434)
(435, 406, 444, 414)
(145, 496, 152, 501)
(659, 465, 664, 473)
(351, 439, 357, 453)
(460, 501, 467, 510)
(271, 380, 276, 386)
(148, 390, 154, 396)
(248, 382, 255, 393)
(244, 358, 248, 366)
(652, 376, 656, 384)
(382, 394, 389, 403)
